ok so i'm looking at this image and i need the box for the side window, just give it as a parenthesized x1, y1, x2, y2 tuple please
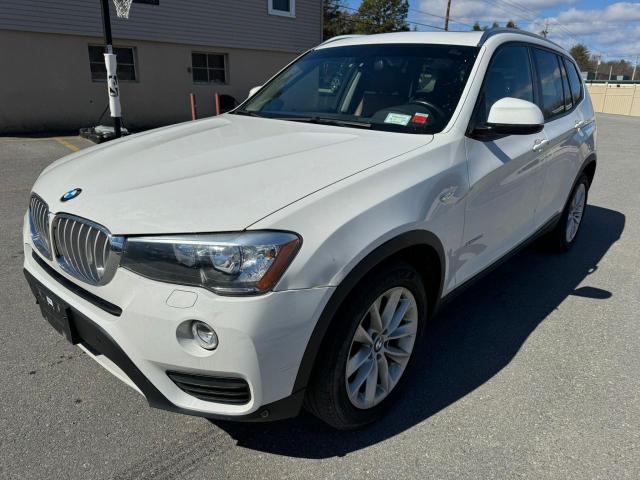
(191, 53, 227, 84)
(564, 58, 584, 106)
(477, 45, 534, 124)
(559, 57, 573, 111)
(88, 45, 137, 82)
(532, 48, 565, 120)
(268, 0, 295, 17)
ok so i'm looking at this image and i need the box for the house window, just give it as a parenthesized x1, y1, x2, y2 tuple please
(268, 0, 295, 17)
(191, 53, 227, 84)
(88, 45, 137, 82)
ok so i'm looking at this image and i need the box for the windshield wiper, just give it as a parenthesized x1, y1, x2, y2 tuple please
(232, 112, 371, 130)
(278, 116, 372, 130)
(232, 110, 263, 117)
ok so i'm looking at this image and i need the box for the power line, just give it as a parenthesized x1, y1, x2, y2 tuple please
(497, 0, 592, 46)
(478, 0, 539, 25)
(335, 0, 591, 44)
(494, 0, 542, 20)
(336, 4, 447, 31)
(545, 20, 588, 45)
(407, 5, 474, 29)
(335, 2, 473, 31)
(474, 0, 588, 46)
(487, 0, 591, 46)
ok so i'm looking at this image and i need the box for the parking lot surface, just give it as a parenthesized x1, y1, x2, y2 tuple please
(1, 114, 639, 479)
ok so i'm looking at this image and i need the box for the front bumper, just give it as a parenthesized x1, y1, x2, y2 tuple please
(23, 230, 334, 421)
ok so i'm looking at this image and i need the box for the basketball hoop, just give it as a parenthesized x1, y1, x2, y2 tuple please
(113, 0, 133, 19)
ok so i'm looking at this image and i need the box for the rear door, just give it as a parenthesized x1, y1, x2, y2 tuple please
(530, 48, 584, 226)
(459, 44, 549, 284)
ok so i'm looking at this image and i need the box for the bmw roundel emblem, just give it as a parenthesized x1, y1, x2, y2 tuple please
(61, 188, 82, 202)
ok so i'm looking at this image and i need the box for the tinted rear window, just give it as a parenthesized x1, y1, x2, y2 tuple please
(532, 48, 565, 119)
(564, 58, 584, 106)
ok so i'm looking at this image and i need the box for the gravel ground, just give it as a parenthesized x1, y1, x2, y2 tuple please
(1, 114, 639, 479)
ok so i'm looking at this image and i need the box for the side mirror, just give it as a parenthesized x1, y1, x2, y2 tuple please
(473, 97, 545, 137)
(248, 86, 262, 98)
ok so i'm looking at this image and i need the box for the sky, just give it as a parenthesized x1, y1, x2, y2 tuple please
(341, 1, 640, 61)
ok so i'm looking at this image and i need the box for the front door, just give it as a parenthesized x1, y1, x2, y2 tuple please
(456, 44, 549, 285)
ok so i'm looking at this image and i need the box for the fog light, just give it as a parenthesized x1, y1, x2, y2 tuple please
(191, 321, 218, 350)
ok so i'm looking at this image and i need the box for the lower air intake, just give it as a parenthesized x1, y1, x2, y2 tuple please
(167, 371, 251, 405)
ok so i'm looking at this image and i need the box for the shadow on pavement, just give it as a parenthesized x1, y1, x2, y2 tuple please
(213, 205, 624, 458)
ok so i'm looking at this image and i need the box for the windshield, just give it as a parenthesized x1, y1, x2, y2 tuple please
(235, 44, 479, 134)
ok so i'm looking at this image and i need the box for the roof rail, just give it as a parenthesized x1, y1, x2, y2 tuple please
(478, 28, 564, 50)
(319, 34, 365, 46)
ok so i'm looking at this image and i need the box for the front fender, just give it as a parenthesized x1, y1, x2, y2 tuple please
(251, 137, 470, 295)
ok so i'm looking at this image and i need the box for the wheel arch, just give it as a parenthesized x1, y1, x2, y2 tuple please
(292, 230, 446, 393)
(582, 154, 597, 187)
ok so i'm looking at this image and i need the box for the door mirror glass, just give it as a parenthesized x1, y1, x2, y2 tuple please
(479, 97, 544, 136)
(248, 86, 262, 98)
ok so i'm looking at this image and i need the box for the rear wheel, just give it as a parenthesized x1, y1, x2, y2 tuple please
(305, 262, 427, 429)
(546, 173, 589, 252)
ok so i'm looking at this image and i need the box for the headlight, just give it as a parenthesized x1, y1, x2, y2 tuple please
(121, 231, 301, 295)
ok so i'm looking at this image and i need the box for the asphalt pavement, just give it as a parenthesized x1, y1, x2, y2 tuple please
(1, 114, 639, 479)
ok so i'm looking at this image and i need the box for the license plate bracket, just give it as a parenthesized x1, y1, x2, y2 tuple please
(27, 276, 80, 344)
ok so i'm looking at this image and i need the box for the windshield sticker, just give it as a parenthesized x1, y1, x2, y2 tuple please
(412, 113, 430, 125)
(384, 113, 412, 126)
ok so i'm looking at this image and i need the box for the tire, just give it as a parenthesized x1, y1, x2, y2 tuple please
(304, 262, 428, 430)
(546, 173, 589, 252)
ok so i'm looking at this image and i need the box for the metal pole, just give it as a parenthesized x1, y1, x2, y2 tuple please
(100, 0, 122, 138)
(214, 92, 221, 116)
(100, 0, 113, 45)
(190, 93, 198, 120)
(444, 0, 452, 31)
(608, 65, 613, 82)
(632, 55, 638, 82)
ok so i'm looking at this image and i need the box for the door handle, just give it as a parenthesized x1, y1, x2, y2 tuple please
(575, 120, 588, 130)
(532, 139, 549, 152)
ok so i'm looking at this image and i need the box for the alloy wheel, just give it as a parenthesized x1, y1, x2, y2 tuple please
(345, 287, 418, 409)
(566, 183, 586, 243)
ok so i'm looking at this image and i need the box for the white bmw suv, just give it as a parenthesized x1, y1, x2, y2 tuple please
(24, 30, 596, 429)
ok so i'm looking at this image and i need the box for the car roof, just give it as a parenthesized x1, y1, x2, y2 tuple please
(316, 31, 485, 49)
(316, 30, 568, 56)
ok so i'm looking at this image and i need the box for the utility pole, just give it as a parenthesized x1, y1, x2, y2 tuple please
(99, 0, 122, 138)
(444, 0, 452, 31)
(594, 55, 602, 80)
(541, 20, 549, 38)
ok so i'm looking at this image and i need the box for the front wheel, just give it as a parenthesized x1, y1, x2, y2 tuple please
(305, 262, 427, 429)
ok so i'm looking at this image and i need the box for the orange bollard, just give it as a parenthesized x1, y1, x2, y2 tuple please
(214, 92, 221, 116)
(190, 93, 197, 120)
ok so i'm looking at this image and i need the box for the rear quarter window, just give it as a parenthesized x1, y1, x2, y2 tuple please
(564, 58, 584, 106)
(532, 48, 565, 120)
(559, 59, 573, 111)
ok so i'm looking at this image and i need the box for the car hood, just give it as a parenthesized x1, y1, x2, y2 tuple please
(33, 114, 432, 234)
